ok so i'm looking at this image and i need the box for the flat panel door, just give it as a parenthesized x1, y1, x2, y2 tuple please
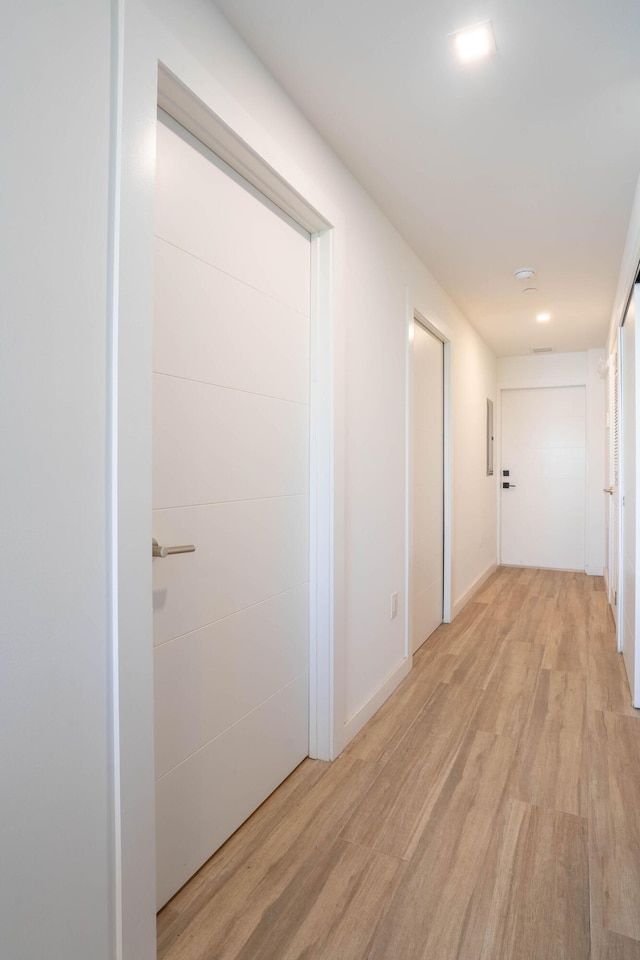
(153, 115, 311, 908)
(501, 386, 586, 571)
(411, 321, 444, 652)
(621, 290, 639, 704)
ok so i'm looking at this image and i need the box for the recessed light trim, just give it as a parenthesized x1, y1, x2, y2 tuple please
(515, 268, 536, 281)
(450, 20, 497, 63)
(536, 313, 551, 323)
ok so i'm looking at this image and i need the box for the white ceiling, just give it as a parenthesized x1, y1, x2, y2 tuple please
(213, 0, 640, 357)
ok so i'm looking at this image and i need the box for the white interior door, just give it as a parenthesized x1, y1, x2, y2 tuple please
(152, 114, 311, 908)
(621, 289, 640, 704)
(411, 320, 444, 652)
(501, 386, 586, 570)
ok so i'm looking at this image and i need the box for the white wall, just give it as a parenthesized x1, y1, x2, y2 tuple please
(143, 0, 497, 740)
(1, 3, 113, 960)
(497, 350, 606, 574)
(3, 1, 498, 956)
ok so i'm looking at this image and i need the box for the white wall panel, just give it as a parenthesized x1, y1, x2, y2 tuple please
(154, 584, 309, 778)
(153, 373, 309, 508)
(155, 121, 310, 315)
(154, 238, 310, 404)
(155, 673, 309, 908)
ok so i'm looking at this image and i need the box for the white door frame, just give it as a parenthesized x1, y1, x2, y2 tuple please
(608, 332, 623, 640)
(617, 322, 626, 653)
(109, 4, 342, 957)
(405, 307, 452, 658)
(618, 288, 640, 695)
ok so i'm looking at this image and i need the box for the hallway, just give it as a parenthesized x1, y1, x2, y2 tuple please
(157, 566, 640, 959)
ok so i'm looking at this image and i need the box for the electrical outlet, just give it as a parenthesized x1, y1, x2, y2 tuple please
(390, 592, 398, 619)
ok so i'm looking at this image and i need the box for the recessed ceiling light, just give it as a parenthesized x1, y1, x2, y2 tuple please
(523, 287, 538, 295)
(514, 268, 536, 281)
(536, 313, 551, 323)
(450, 20, 497, 63)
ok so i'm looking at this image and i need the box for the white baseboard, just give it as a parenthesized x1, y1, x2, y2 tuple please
(333, 656, 412, 758)
(586, 566, 604, 577)
(451, 561, 499, 621)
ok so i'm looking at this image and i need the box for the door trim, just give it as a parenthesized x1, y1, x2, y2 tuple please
(406, 308, 452, 666)
(111, 7, 341, 956)
(615, 326, 624, 652)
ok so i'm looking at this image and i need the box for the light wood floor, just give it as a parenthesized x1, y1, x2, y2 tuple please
(157, 566, 640, 960)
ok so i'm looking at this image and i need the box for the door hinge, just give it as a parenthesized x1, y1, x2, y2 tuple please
(614, 590, 617, 606)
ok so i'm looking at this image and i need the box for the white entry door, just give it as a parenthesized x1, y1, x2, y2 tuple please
(501, 386, 586, 571)
(152, 115, 311, 908)
(411, 320, 444, 652)
(621, 288, 640, 705)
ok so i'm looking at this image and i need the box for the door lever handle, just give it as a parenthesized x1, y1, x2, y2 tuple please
(603, 487, 614, 495)
(502, 482, 516, 489)
(152, 538, 196, 558)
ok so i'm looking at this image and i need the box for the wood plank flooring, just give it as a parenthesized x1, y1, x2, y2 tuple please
(157, 566, 640, 960)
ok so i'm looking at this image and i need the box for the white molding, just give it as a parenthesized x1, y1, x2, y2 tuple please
(334, 657, 412, 756)
(498, 376, 586, 390)
(616, 326, 624, 653)
(157, 66, 331, 236)
(451, 561, 498, 619)
(586, 566, 605, 577)
(308, 228, 335, 759)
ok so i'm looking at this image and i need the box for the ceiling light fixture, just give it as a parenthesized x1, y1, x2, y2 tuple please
(514, 268, 536, 281)
(522, 287, 538, 295)
(536, 313, 551, 323)
(450, 20, 497, 63)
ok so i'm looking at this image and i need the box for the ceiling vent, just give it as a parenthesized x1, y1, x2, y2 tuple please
(532, 347, 553, 354)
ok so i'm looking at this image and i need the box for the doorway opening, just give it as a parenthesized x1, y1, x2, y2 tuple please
(408, 312, 451, 655)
